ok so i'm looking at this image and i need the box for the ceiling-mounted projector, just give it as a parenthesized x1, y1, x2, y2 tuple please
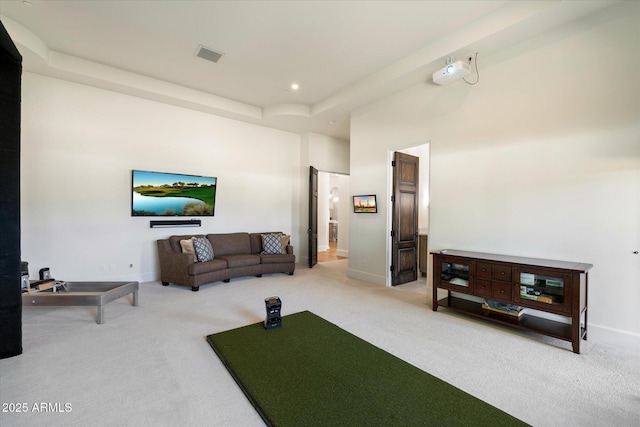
(432, 60, 470, 85)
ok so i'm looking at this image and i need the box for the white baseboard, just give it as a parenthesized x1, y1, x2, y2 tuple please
(139, 272, 158, 283)
(336, 249, 349, 257)
(588, 323, 640, 353)
(347, 268, 386, 286)
(96, 271, 157, 283)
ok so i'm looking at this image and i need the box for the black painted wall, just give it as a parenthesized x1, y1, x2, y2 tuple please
(0, 20, 23, 359)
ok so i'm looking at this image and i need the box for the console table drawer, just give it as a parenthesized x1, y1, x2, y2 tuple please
(475, 278, 492, 296)
(477, 262, 492, 279)
(491, 282, 513, 300)
(492, 264, 512, 281)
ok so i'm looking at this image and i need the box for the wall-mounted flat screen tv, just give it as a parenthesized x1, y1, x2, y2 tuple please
(132, 170, 217, 216)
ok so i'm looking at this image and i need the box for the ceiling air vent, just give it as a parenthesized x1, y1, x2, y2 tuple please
(195, 45, 224, 63)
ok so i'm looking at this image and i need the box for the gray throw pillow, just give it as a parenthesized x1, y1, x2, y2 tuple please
(193, 237, 214, 262)
(261, 233, 284, 255)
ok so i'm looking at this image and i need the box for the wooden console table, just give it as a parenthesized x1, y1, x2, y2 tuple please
(431, 250, 592, 353)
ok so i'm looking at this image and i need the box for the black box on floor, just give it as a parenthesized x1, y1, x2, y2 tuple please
(264, 296, 282, 329)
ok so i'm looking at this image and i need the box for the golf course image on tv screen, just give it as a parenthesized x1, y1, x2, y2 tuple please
(132, 170, 217, 216)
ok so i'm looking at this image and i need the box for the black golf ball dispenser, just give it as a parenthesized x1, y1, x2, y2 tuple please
(264, 296, 282, 329)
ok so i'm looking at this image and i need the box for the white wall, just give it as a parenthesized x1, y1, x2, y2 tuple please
(349, 2, 640, 350)
(336, 173, 350, 257)
(307, 132, 350, 174)
(20, 73, 301, 283)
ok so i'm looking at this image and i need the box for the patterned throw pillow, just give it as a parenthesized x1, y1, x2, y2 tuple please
(193, 237, 214, 262)
(261, 233, 284, 255)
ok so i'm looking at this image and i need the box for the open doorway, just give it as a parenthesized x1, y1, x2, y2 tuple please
(317, 172, 350, 263)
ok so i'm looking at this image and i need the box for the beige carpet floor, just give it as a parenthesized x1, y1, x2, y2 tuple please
(1, 259, 638, 427)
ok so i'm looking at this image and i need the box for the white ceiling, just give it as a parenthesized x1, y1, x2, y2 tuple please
(0, 0, 621, 140)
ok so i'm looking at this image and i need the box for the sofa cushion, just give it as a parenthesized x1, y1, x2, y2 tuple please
(208, 233, 251, 256)
(260, 253, 296, 264)
(250, 233, 264, 254)
(194, 237, 215, 262)
(261, 233, 284, 254)
(217, 254, 260, 268)
(188, 259, 227, 275)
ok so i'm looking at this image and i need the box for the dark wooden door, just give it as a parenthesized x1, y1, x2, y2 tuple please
(0, 22, 23, 358)
(308, 166, 318, 268)
(391, 152, 419, 285)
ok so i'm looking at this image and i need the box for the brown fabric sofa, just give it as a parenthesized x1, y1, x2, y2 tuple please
(156, 232, 295, 291)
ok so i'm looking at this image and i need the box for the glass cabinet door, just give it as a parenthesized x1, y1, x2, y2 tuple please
(438, 258, 474, 292)
(513, 267, 572, 314)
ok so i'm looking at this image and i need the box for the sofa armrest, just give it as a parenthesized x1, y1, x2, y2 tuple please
(286, 245, 293, 255)
(157, 239, 196, 284)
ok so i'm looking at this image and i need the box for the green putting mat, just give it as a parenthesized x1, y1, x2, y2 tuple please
(207, 311, 529, 426)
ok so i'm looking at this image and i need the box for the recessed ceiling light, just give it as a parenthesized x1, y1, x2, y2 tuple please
(290, 83, 299, 91)
(22, 1, 33, 6)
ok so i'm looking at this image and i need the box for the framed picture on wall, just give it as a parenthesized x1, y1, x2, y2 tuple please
(353, 195, 377, 213)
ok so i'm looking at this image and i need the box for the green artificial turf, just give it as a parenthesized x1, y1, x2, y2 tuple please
(207, 311, 529, 427)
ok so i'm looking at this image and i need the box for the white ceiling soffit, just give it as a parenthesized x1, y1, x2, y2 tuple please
(0, 0, 623, 140)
